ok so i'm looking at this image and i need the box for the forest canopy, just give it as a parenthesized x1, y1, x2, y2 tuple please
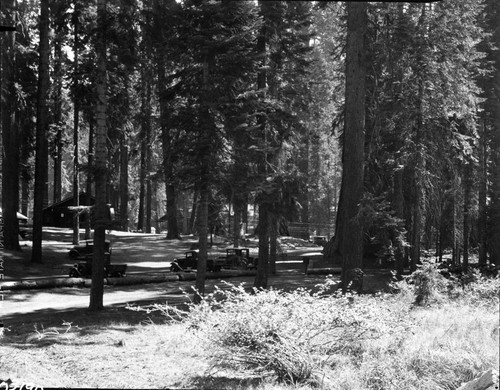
(1, 0, 499, 289)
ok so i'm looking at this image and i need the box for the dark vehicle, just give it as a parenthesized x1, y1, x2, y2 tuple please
(170, 250, 221, 273)
(310, 236, 328, 247)
(69, 239, 112, 262)
(68, 262, 127, 278)
(68, 239, 126, 278)
(220, 248, 258, 270)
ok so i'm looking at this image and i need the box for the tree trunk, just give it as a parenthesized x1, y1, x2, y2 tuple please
(1, 0, 20, 251)
(488, 14, 500, 266)
(72, 2, 80, 245)
(269, 212, 277, 275)
(195, 183, 209, 303)
(86, 114, 94, 197)
(89, 0, 108, 312)
(193, 52, 214, 303)
(158, 73, 179, 239)
(53, 35, 63, 204)
(254, 0, 270, 289)
(165, 184, 179, 238)
(143, 72, 152, 234)
(393, 169, 405, 276)
(145, 122, 152, 235)
(254, 204, 270, 289)
(32, 0, 50, 263)
(233, 198, 242, 247)
(119, 133, 129, 231)
(478, 119, 487, 265)
(85, 115, 94, 240)
(339, 2, 367, 292)
(137, 134, 146, 231)
(463, 162, 472, 270)
(189, 188, 198, 234)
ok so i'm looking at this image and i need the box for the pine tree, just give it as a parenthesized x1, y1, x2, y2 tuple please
(89, 0, 108, 312)
(32, 0, 51, 263)
(337, 1, 367, 291)
(1, 0, 20, 251)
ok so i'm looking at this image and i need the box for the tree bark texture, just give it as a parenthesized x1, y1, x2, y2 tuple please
(463, 162, 473, 270)
(89, 0, 108, 312)
(339, 2, 367, 292)
(254, 204, 270, 289)
(32, 0, 50, 263)
(120, 131, 129, 231)
(478, 119, 487, 265)
(254, 0, 270, 289)
(488, 2, 500, 266)
(72, 3, 80, 245)
(189, 188, 198, 234)
(195, 183, 209, 302)
(1, 0, 20, 251)
(53, 35, 63, 204)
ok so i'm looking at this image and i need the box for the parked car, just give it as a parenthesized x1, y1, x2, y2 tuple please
(68, 239, 112, 263)
(170, 250, 221, 272)
(170, 248, 258, 273)
(219, 248, 258, 270)
(68, 239, 126, 278)
(68, 262, 127, 278)
(310, 235, 328, 247)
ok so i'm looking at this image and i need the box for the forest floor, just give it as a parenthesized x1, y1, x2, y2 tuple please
(0, 228, 405, 389)
(3, 229, 493, 390)
(2, 227, 328, 280)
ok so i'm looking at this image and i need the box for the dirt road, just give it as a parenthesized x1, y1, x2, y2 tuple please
(0, 272, 335, 338)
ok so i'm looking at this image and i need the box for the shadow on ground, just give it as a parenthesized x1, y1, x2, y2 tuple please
(1, 300, 168, 347)
(185, 374, 263, 390)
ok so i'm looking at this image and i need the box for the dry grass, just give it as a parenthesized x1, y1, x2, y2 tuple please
(1, 276, 498, 390)
(1, 320, 209, 388)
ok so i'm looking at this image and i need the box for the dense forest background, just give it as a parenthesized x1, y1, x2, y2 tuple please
(1, 0, 499, 286)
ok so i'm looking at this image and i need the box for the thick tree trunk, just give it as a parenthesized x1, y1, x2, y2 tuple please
(72, 3, 80, 245)
(153, 0, 180, 240)
(193, 53, 214, 303)
(32, 0, 50, 263)
(488, 22, 500, 266)
(89, 0, 108, 312)
(339, 2, 367, 292)
(254, 0, 270, 289)
(165, 184, 179, 239)
(158, 79, 180, 239)
(1, 1, 20, 251)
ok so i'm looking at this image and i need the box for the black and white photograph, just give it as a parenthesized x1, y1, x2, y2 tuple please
(0, 0, 499, 388)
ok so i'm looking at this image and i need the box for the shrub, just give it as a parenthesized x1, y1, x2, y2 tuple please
(392, 263, 500, 308)
(157, 280, 413, 386)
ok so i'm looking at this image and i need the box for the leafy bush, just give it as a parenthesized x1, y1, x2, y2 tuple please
(459, 272, 500, 305)
(159, 280, 413, 385)
(392, 263, 500, 307)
